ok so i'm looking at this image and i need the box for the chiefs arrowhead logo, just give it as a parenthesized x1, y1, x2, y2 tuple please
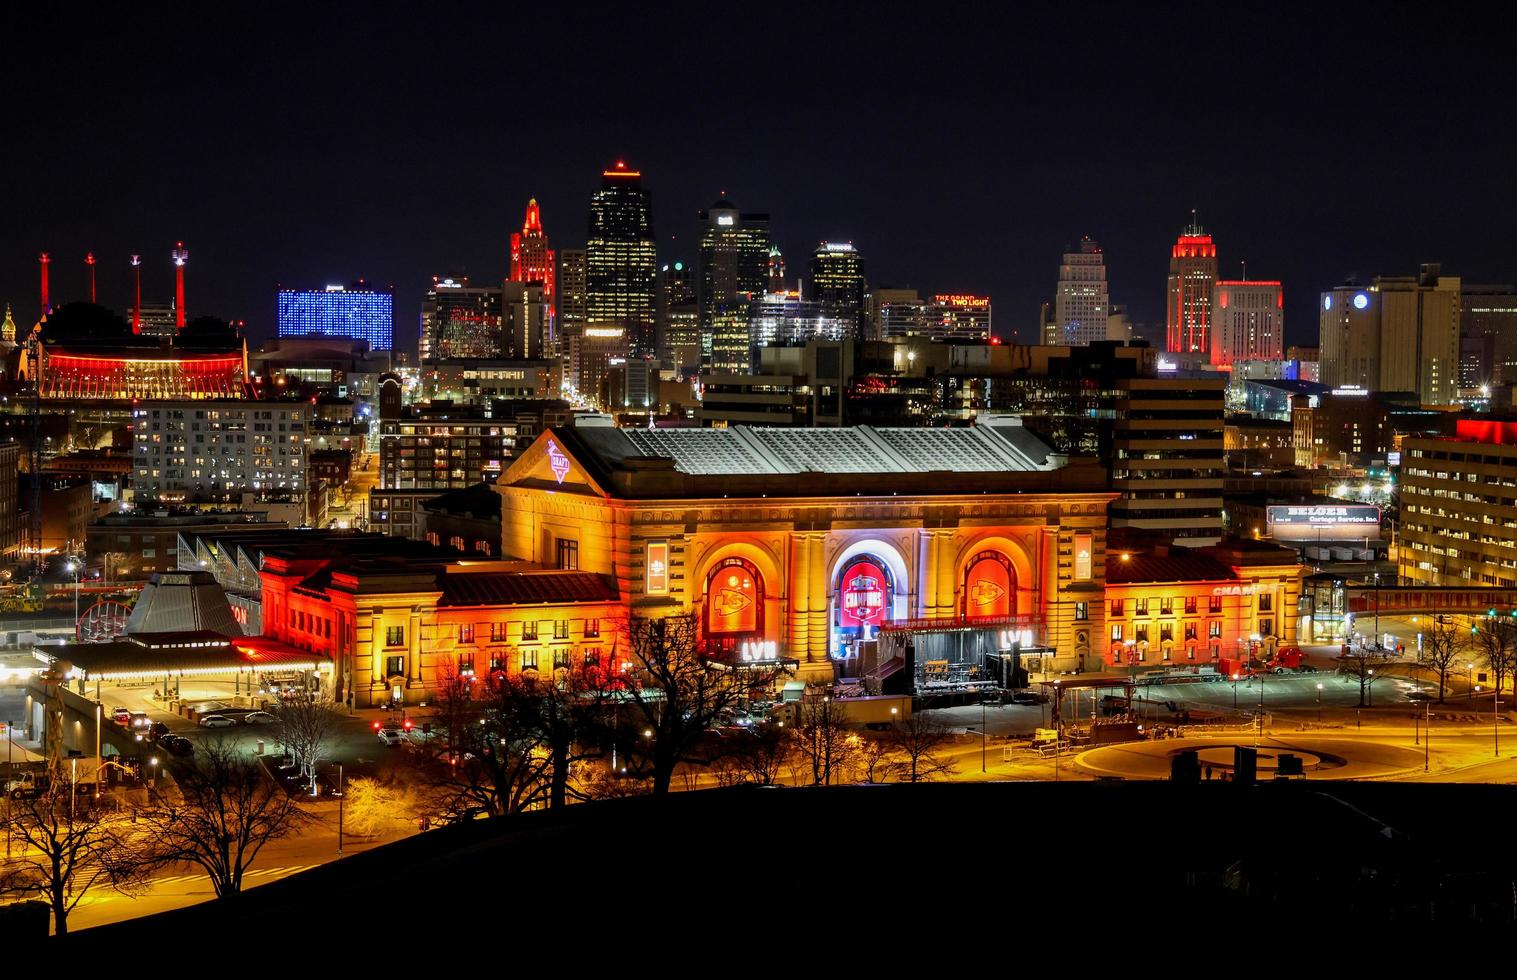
(970, 578, 1007, 607)
(716, 588, 753, 618)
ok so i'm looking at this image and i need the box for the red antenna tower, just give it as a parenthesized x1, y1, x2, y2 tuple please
(85, 252, 97, 304)
(171, 242, 188, 328)
(38, 252, 51, 316)
(130, 255, 142, 333)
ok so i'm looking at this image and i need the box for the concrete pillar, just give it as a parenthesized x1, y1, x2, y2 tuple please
(789, 533, 809, 658)
(935, 531, 957, 621)
(408, 610, 421, 686)
(917, 530, 937, 619)
(807, 534, 829, 663)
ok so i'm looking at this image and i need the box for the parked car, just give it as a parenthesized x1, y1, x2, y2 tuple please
(148, 721, 172, 740)
(377, 727, 405, 747)
(111, 706, 131, 725)
(1010, 691, 1048, 705)
(1297, 663, 1320, 673)
(160, 735, 195, 757)
(199, 714, 237, 728)
(243, 711, 276, 725)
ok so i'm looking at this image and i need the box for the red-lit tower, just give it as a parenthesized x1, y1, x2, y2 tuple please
(130, 255, 143, 333)
(85, 252, 97, 304)
(171, 242, 188, 328)
(38, 252, 51, 316)
(1165, 212, 1218, 355)
(509, 198, 556, 316)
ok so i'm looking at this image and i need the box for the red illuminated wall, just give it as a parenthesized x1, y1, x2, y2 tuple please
(1457, 419, 1517, 445)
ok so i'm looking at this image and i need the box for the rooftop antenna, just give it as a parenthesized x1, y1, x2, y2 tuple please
(131, 255, 142, 333)
(38, 252, 51, 316)
(85, 252, 97, 303)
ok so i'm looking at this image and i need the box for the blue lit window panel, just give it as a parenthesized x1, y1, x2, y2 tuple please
(277, 286, 394, 351)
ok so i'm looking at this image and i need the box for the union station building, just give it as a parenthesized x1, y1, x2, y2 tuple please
(497, 417, 1117, 683)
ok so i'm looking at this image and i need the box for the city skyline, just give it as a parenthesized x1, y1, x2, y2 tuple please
(3, 7, 1515, 352)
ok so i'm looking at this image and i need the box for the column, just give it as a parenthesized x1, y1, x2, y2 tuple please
(1040, 527, 1059, 651)
(934, 531, 957, 622)
(408, 610, 421, 686)
(806, 534, 829, 664)
(789, 533, 809, 658)
(917, 530, 937, 619)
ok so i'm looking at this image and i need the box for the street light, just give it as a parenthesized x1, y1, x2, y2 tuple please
(1368, 668, 1375, 707)
(1231, 672, 1240, 709)
(1468, 663, 1477, 700)
(1316, 682, 1323, 723)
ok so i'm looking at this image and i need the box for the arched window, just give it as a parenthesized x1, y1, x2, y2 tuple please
(705, 558, 764, 650)
(962, 551, 1016, 619)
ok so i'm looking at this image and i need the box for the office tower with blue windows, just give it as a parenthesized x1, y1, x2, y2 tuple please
(277, 283, 395, 351)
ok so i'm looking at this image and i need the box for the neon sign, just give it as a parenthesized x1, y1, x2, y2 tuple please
(963, 551, 1014, 618)
(546, 440, 570, 484)
(932, 294, 991, 309)
(839, 559, 891, 629)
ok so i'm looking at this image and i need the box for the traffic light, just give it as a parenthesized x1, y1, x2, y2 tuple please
(403, 719, 413, 731)
(371, 720, 382, 732)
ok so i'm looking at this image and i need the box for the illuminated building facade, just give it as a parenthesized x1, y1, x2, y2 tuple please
(698, 196, 770, 353)
(1460, 284, 1517, 388)
(35, 347, 248, 400)
(741, 293, 848, 371)
(810, 242, 867, 340)
(132, 400, 308, 502)
(586, 162, 657, 359)
(1107, 377, 1226, 546)
(1400, 419, 1517, 587)
(509, 198, 556, 317)
(658, 261, 700, 372)
(277, 283, 395, 351)
(1318, 282, 1379, 391)
(1210, 280, 1283, 367)
(1166, 219, 1218, 355)
(929, 295, 993, 340)
(1055, 237, 1110, 345)
(378, 408, 516, 491)
(421, 359, 560, 406)
(260, 553, 624, 708)
(1319, 266, 1460, 406)
(420, 277, 502, 362)
(498, 418, 1116, 678)
(1103, 541, 1303, 665)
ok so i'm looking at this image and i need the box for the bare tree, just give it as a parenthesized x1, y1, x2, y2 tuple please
(139, 735, 308, 898)
(885, 713, 958, 783)
(0, 788, 163, 936)
(270, 692, 343, 794)
(513, 662, 610, 809)
(618, 615, 788, 795)
(856, 737, 897, 784)
(412, 668, 551, 820)
(792, 691, 860, 786)
(342, 776, 427, 839)
(1419, 619, 1470, 703)
(1473, 617, 1517, 706)
(732, 721, 794, 786)
(1336, 642, 1395, 707)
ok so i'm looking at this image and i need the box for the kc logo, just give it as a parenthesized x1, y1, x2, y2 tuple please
(716, 588, 753, 617)
(970, 578, 1006, 607)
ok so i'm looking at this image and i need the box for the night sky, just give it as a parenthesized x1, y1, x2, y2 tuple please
(4, 4, 1514, 353)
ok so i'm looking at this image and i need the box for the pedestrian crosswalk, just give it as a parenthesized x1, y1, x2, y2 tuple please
(152, 864, 318, 887)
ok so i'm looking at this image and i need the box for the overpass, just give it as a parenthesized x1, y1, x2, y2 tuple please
(1344, 585, 1517, 617)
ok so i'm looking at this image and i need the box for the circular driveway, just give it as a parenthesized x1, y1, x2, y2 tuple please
(1075, 735, 1426, 781)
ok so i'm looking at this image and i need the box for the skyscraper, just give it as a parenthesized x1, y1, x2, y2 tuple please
(1166, 217, 1218, 355)
(509, 198, 556, 317)
(659, 261, 699, 373)
(1461, 284, 1517, 387)
(278, 283, 395, 351)
(1318, 265, 1461, 405)
(1318, 282, 1379, 390)
(698, 196, 770, 356)
(1210, 280, 1283, 366)
(809, 242, 867, 340)
(586, 161, 657, 358)
(1054, 237, 1110, 345)
(420, 276, 501, 361)
(768, 245, 787, 293)
(558, 249, 588, 334)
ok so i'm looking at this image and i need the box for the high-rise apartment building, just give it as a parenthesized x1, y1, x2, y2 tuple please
(132, 400, 309, 501)
(1460, 284, 1517, 388)
(658, 261, 700, 373)
(558, 249, 588, 335)
(1318, 282, 1379, 390)
(1210, 280, 1283, 367)
(1107, 377, 1226, 546)
(420, 277, 502, 361)
(810, 242, 867, 340)
(586, 161, 657, 358)
(1054, 237, 1110, 345)
(509, 199, 556, 317)
(1166, 219, 1218, 355)
(930, 295, 992, 341)
(1319, 264, 1460, 405)
(1401, 419, 1517, 586)
(698, 196, 770, 341)
(277, 283, 395, 352)
(501, 282, 550, 360)
(876, 288, 928, 339)
(1378, 264, 1459, 406)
